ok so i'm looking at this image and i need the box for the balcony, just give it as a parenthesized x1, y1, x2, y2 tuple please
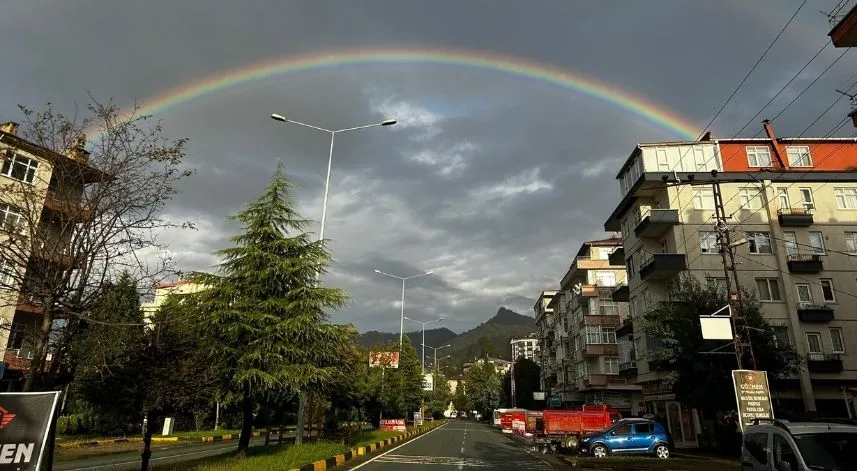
(582, 344, 619, 356)
(3, 349, 53, 372)
(31, 240, 73, 267)
(616, 318, 634, 337)
(16, 293, 44, 314)
(43, 193, 93, 222)
(786, 254, 823, 274)
(582, 374, 626, 387)
(807, 353, 843, 373)
(829, 0, 857, 47)
(777, 208, 814, 227)
(608, 247, 625, 266)
(634, 209, 679, 239)
(611, 282, 629, 302)
(797, 304, 834, 322)
(581, 314, 621, 328)
(639, 253, 687, 281)
(618, 361, 637, 375)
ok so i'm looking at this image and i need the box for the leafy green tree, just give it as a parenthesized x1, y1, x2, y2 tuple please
(645, 273, 801, 412)
(184, 163, 355, 454)
(452, 379, 469, 412)
(424, 367, 451, 419)
(370, 337, 422, 420)
(466, 360, 501, 418)
(501, 358, 541, 409)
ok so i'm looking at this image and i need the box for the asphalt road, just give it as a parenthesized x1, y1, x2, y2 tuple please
(53, 437, 266, 471)
(350, 422, 559, 470)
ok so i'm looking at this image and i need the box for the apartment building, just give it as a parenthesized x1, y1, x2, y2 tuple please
(0, 121, 104, 390)
(533, 290, 557, 391)
(140, 280, 208, 326)
(547, 238, 641, 416)
(464, 357, 512, 376)
(510, 336, 539, 362)
(604, 122, 857, 446)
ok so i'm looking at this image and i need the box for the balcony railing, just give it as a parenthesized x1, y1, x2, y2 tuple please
(634, 208, 679, 239)
(830, 0, 857, 28)
(796, 303, 834, 322)
(3, 349, 53, 372)
(806, 353, 843, 373)
(786, 254, 823, 274)
(777, 207, 814, 227)
(611, 282, 629, 302)
(639, 253, 687, 281)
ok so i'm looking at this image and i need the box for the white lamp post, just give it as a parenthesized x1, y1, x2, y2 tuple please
(424, 343, 451, 372)
(373, 269, 433, 348)
(405, 317, 445, 374)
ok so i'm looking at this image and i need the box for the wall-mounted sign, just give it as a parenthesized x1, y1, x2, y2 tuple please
(0, 391, 61, 470)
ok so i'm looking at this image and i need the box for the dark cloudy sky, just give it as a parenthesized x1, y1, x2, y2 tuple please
(0, 0, 852, 333)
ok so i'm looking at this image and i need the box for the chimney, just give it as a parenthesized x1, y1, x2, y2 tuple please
(0, 122, 19, 135)
(762, 119, 788, 169)
(68, 134, 90, 163)
(699, 131, 712, 141)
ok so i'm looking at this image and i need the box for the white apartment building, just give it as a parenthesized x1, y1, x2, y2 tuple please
(510, 336, 538, 362)
(534, 291, 557, 391)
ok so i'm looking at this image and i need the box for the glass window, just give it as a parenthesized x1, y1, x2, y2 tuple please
(744, 432, 769, 465)
(796, 284, 812, 303)
(739, 187, 763, 210)
(783, 232, 798, 256)
(595, 271, 616, 287)
(656, 148, 669, 171)
(692, 187, 715, 210)
(834, 188, 857, 209)
(772, 326, 791, 348)
(798, 188, 815, 210)
(693, 146, 707, 171)
(786, 146, 812, 167)
(808, 232, 825, 254)
(830, 328, 845, 353)
(0, 204, 24, 231)
(604, 357, 619, 374)
(748, 232, 773, 254)
(777, 188, 790, 210)
(756, 279, 782, 301)
(792, 432, 857, 471)
(821, 279, 835, 302)
(612, 423, 632, 435)
(699, 231, 719, 253)
(746, 146, 772, 167)
(806, 333, 822, 354)
(846, 232, 857, 254)
(773, 434, 799, 471)
(601, 328, 617, 344)
(1, 150, 39, 184)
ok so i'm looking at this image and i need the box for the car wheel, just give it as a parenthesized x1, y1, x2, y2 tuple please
(654, 444, 670, 459)
(566, 436, 578, 449)
(591, 444, 608, 458)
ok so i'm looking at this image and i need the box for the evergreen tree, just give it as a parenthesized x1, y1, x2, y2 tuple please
(425, 366, 451, 419)
(185, 163, 355, 455)
(466, 361, 501, 418)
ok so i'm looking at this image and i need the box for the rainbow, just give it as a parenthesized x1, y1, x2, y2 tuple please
(88, 48, 700, 141)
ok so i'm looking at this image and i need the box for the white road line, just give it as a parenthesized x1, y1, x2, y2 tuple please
(350, 423, 447, 470)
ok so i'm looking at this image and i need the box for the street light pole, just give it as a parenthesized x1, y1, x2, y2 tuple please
(405, 317, 445, 374)
(424, 343, 451, 371)
(270, 113, 396, 242)
(373, 269, 434, 348)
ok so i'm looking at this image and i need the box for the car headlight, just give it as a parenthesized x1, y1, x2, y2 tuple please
(581, 437, 590, 442)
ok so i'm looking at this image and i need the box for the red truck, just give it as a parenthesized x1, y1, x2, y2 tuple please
(529, 404, 621, 453)
(499, 409, 527, 434)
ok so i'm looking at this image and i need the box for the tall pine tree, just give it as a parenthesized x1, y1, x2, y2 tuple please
(186, 162, 355, 455)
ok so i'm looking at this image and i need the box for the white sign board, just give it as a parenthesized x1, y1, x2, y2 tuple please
(700, 317, 734, 340)
(422, 373, 434, 391)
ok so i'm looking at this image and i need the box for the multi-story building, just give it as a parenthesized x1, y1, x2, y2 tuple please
(550, 238, 641, 416)
(140, 280, 207, 326)
(0, 121, 103, 390)
(510, 335, 539, 362)
(534, 291, 557, 392)
(464, 357, 512, 376)
(604, 122, 857, 446)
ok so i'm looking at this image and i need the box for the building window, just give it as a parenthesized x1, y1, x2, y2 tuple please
(693, 146, 707, 171)
(0, 204, 24, 231)
(830, 328, 845, 353)
(806, 333, 822, 354)
(786, 146, 812, 167)
(808, 232, 825, 254)
(601, 328, 617, 344)
(777, 188, 790, 210)
(820, 279, 835, 302)
(692, 187, 715, 210)
(595, 271, 617, 287)
(604, 357, 619, 375)
(739, 187, 764, 210)
(772, 326, 791, 348)
(846, 232, 857, 254)
(656, 148, 669, 172)
(756, 278, 782, 301)
(585, 325, 602, 345)
(707, 277, 727, 293)
(699, 231, 719, 253)
(599, 300, 619, 316)
(1, 151, 39, 184)
(747, 232, 773, 254)
(796, 284, 812, 303)
(834, 188, 857, 209)
(783, 232, 798, 255)
(746, 146, 772, 167)
(798, 188, 815, 211)
(6, 324, 25, 349)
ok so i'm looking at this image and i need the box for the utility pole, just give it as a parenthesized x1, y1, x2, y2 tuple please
(711, 177, 757, 370)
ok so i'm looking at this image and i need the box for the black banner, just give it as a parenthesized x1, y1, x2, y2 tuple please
(0, 392, 61, 470)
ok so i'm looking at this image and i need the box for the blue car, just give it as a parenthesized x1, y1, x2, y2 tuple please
(578, 418, 674, 459)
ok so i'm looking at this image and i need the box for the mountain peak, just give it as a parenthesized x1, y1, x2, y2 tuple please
(486, 307, 534, 327)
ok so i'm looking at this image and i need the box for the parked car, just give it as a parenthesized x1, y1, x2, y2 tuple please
(577, 418, 673, 459)
(742, 418, 857, 470)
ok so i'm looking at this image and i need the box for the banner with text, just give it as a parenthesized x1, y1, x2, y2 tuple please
(0, 391, 61, 471)
(422, 373, 434, 391)
(369, 351, 400, 369)
(380, 419, 407, 432)
(731, 369, 774, 432)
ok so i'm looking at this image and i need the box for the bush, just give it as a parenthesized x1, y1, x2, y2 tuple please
(56, 412, 139, 437)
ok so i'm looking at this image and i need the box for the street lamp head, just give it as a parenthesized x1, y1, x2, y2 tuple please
(381, 119, 397, 126)
(443, 344, 451, 348)
(271, 113, 288, 122)
(425, 270, 434, 275)
(373, 269, 382, 274)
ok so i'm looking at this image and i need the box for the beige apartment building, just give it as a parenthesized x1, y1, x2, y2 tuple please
(0, 121, 103, 390)
(604, 123, 857, 446)
(533, 290, 557, 392)
(140, 280, 208, 326)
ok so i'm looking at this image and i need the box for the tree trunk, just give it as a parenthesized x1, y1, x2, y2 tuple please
(295, 390, 308, 445)
(140, 411, 157, 471)
(23, 308, 54, 392)
(236, 383, 253, 457)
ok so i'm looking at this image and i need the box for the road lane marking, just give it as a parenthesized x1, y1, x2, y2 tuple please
(373, 455, 553, 468)
(350, 423, 446, 469)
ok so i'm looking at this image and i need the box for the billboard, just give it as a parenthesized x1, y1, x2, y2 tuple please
(731, 369, 774, 432)
(369, 351, 400, 368)
(422, 373, 434, 391)
(380, 419, 406, 432)
(0, 391, 61, 471)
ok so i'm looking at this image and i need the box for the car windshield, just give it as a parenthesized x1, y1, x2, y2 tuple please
(793, 432, 857, 470)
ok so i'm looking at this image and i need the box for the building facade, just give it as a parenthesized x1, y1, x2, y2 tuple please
(0, 121, 103, 390)
(140, 280, 208, 326)
(534, 290, 557, 391)
(604, 123, 857, 446)
(510, 336, 539, 362)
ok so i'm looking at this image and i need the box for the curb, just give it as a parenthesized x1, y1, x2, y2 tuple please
(288, 421, 446, 471)
(56, 431, 264, 449)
